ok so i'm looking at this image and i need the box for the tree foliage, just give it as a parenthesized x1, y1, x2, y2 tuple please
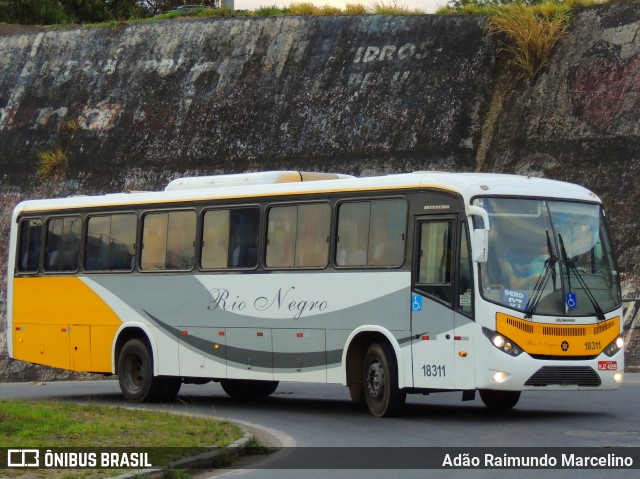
(0, 0, 221, 25)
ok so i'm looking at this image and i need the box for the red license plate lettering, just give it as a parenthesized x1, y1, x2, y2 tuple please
(598, 361, 617, 371)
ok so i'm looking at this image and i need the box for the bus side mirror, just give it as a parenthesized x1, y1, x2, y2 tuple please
(466, 205, 489, 263)
(472, 229, 488, 263)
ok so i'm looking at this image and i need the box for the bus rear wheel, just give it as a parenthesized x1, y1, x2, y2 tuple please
(363, 342, 406, 417)
(479, 389, 521, 411)
(117, 339, 165, 403)
(220, 379, 279, 399)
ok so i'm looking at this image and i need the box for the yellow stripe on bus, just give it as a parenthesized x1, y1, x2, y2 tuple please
(13, 277, 122, 373)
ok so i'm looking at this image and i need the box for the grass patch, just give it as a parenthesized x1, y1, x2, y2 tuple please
(36, 147, 68, 181)
(436, 0, 606, 16)
(0, 400, 244, 478)
(370, 1, 424, 15)
(486, 3, 570, 83)
(80, 3, 426, 27)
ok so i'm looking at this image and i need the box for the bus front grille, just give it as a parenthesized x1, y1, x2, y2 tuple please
(524, 366, 601, 387)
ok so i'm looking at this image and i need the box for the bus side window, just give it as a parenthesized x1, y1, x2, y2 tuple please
(85, 214, 136, 272)
(369, 199, 407, 266)
(336, 199, 406, 267)
(141, 211, 196, 271)
(337, 202, 370, 266)
(17, 218, 42, 273)
(417, 221, 453, 305)
(229, 209, 260, 268)
(44, 216, 81, 272)
(295, 203, 330, 268)
(266, 203, 330, 269)
(201, 207, 260, 269)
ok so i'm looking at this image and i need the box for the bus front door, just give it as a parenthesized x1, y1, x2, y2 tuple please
(411, 217, 457, 390)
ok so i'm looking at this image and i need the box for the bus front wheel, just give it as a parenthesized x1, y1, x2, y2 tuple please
(363, 342, 406, 417)
(479, 389, 521, 411)
(117, 339, 165, 403)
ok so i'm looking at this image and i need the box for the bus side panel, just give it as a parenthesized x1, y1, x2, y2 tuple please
(177, 326, 227, 379)
(90, 325, 121, 373)
(272, 329, 326, 382)
(12, 277, 123, 372)
(70, 325, 91, 371)
(13, 324, 70, 370)
(326, 329, 350, 384)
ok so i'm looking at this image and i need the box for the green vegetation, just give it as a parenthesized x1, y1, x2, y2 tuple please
(0, 400, 244, 478)
(36, 148, 68, 182)
(486, 3, 570, 82)
(436, 0, 605, 16)
(436, 1, 607, 83)
(36, 120, 77, 182)
(0, 1, 430, 26)
(370, 0, 424, 14)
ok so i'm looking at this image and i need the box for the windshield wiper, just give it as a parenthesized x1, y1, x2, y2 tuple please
(524, 231, 557, 319)
(558, 234, 606, 321)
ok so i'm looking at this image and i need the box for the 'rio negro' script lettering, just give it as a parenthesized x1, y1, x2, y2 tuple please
(207, 287, 329, 320)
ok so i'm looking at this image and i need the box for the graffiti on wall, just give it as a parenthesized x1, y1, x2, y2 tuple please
(568, 41, 640, 135)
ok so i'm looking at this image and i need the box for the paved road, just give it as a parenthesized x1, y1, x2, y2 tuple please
(1, 376, 639, 478)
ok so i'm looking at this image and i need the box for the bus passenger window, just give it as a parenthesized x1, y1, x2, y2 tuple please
(141, 211, 196, 271)
(85, 214, 136, 271)
(44, 216, 81, 272)
(337, 199, 407, 267)
(337, 202, 370, 266)
(201, 207, 260, 269)
(295, 203, 330, 268)
(17, 218, 42, 273)
(369, 199, 407, 266)
(267, 206, 297, 268)
(266, 203, 330, 269)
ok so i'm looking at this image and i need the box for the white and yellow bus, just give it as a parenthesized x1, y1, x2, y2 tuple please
(7, 171, 624, 416)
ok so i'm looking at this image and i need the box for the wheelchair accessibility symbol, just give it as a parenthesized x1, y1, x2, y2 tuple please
(566, 292, 577, 310)
(412, 295, 423, 312)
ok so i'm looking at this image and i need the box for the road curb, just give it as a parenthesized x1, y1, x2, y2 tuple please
(112, 429, 253, 479)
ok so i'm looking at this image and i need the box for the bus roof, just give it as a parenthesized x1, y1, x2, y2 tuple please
(13, 171, 601, 214)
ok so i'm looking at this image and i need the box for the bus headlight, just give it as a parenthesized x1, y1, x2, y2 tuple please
(483, 327, 523, 357)
(603, 335, 624, 357)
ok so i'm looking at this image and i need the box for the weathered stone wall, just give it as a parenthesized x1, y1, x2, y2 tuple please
(0, 14, 492, 191)
(1, 4, 640, 378)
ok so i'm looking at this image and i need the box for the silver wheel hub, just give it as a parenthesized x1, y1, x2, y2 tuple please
(366, 361, 385, 399)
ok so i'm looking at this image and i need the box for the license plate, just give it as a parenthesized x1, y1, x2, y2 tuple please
(598, 361, 617, 371)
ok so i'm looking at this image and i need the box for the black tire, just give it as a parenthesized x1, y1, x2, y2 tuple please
(160, 377, 182, 401)
(220, 379, 279, 399)
(479, 389, 521, 411)
(363, 342, 406, 417)
(117, 339, 164, 403)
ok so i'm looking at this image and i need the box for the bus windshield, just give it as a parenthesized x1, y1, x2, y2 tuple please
(475, 197, 621, 317)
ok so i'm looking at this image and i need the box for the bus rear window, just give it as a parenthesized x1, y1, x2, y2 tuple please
(17, 218, 42, 273)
